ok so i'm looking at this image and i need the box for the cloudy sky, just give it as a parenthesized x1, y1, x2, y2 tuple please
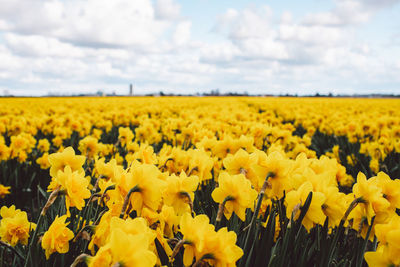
(0, 0, 399, 96)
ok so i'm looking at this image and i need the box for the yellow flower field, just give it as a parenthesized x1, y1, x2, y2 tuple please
(0, 96, 399, 267)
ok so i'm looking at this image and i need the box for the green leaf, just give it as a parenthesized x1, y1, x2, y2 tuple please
(155, 237, 171, 267)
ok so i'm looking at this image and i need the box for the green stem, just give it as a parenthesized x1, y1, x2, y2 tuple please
(325, 197, 363, 265)
(187, 167, 198, 177)
(119, 185, 141, 218)
(24, 214, 44, 267)
(356, 216, 375, 267)
(24, 188, 60, 267)
(70, 253, 90, 267)
(170, 239, 192, 263)
(0, 246, 4, 267)
(78, 192, 100, 231)
(179, 191, 195, 217)
(240, 172, 273, 266)
(214, 196, 235, 230)
(0, 241, 24, 261)
(93, 184, 115, 220)
(193, 253, 215, 267)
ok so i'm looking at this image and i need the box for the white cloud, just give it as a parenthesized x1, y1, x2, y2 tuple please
(0, 0, 175, 48)
(155, 0, 181, 20)
(280, 11, 293, 24)
(173, 21, 191, 46)
(0, 0, 398, 96)
(58, 0, 168, 48)
(199, 42, 241, 64)
(4, 33, 84, 58)
(303, 0, 400, 26)
(0, 0, 64, 34)
(279, 24, 346, 46)
(216, 7, 274, 39)
(201, 2, 400, 95)
(213, 8, 239, 33)
(0, 45, 22, 70)
(212, 7, 289, 61)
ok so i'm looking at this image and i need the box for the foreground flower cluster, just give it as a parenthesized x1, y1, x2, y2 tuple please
(0, 97, 399, 267)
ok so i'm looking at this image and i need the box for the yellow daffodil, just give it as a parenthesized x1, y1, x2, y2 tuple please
(179, 213, 242, 266)
(36, 152, 50, 169)
(88, 211, 113, 253)
(118, 127, 134, 147)
(89, 215, 157, 266)
(365, 245, 400, 267)
(0, 143, 10, 161)
(37, 139, 50, 152)
(41, 215, 74, 259)
(78, 136, 99, 159)
(162, 172, 199, 215)
(187, 149, 214, 183)
(48, 146, 86, 178)
(159, 205, 180, 238)
(0, 205, 36, 246)
(88, 246, 113, 267)
(352, 172, 390, 224)
(103, 229, 157, 267)
(256, 151, 292, 199)
(116, 163, 166, 215)
(212, 172, 258, 221)
(94, 158, 122, 182)
(109, 217, 155, 242)
(285, 181, 326, 231)
(369, 172, 400, 210)
(48, 165, 91, 214)
(319, 186, 348, 227)
(0, 184, 11, 198)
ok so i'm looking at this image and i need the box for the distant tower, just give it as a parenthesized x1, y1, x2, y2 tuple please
(129, 84, 133, 96)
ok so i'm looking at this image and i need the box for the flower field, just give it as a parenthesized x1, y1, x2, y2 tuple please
(0, 96, 400, 267)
